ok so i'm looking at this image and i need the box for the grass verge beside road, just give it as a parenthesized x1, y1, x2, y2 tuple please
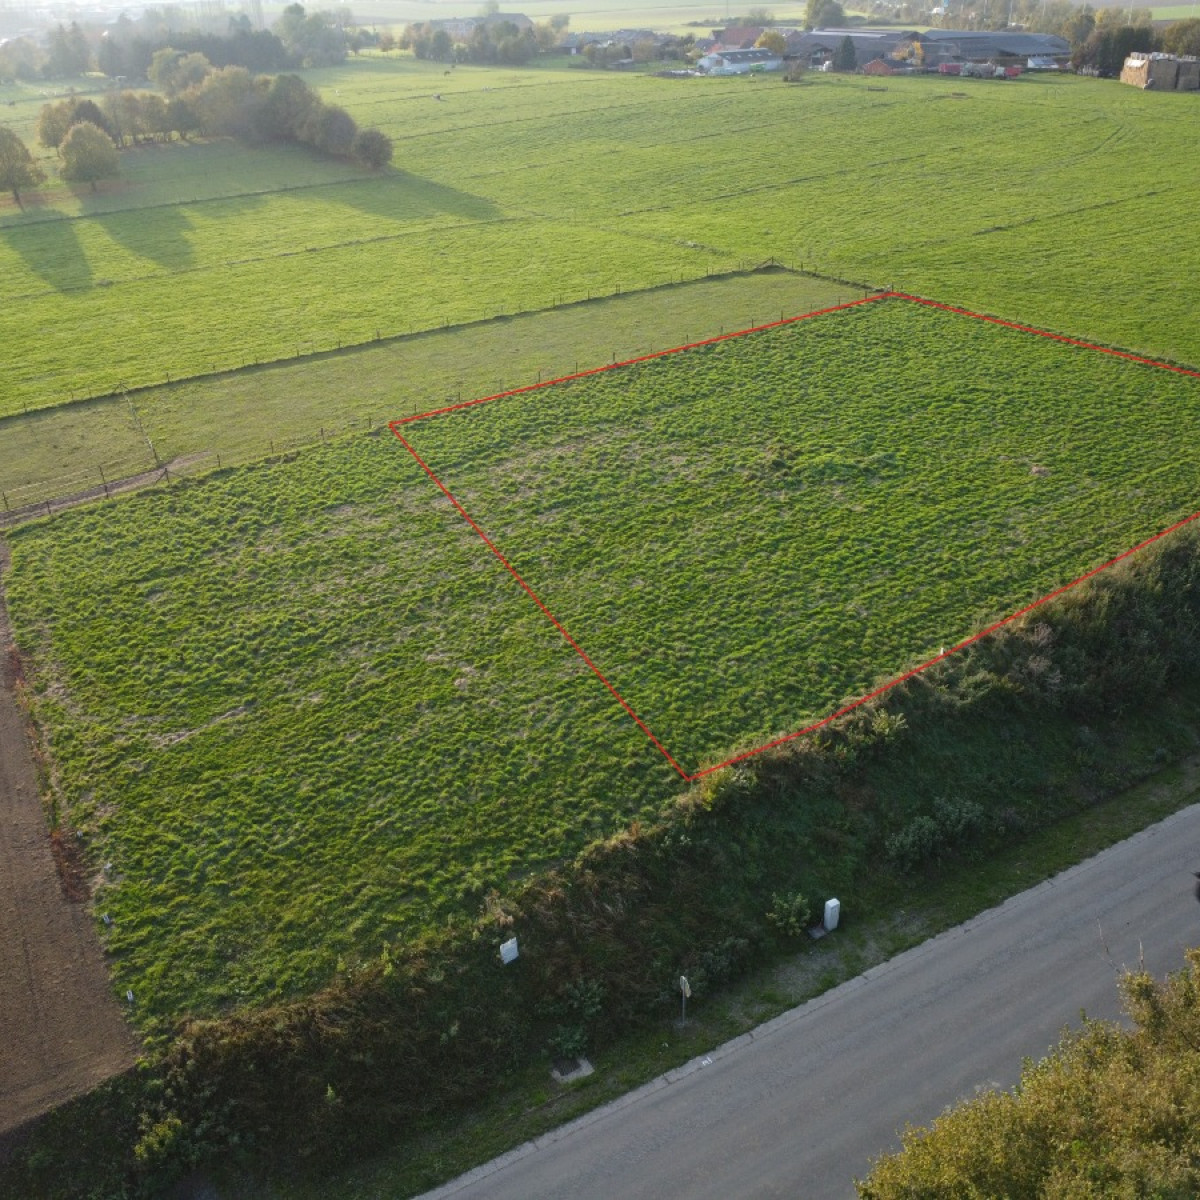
(251, 755, 1200, 1200)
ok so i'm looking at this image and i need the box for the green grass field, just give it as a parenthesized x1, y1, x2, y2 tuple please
(0, 268, 853, 511)
(4, 64, 1200, 430)
(8, 295, 1198, 1026)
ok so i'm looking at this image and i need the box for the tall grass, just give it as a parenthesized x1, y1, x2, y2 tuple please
(7, 297, 1198, 1025)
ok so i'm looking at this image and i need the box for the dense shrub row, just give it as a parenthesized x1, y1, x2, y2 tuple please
(5, 523, 1200, 1196)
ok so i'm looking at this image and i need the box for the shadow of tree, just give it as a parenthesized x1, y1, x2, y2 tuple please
(1, 217, 92, 293)
(89, 203, 197, 273)
(1, 158, 502, 300)
(327, 168, 502, 226)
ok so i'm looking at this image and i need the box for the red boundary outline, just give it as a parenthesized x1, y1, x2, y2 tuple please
(390, 293, 1200, 781)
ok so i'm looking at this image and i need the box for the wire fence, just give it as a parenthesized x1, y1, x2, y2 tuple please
(5, 259, 882, 419)
(0, 416, 390, 529)
(2, 262, 886, 528)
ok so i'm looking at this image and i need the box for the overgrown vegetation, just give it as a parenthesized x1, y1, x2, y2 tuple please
(5, 483, 1200, 1199)
(8, 297, 1197, 1022)
(859, 948, 1200, 1196)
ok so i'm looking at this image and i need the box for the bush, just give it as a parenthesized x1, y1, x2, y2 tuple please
(352, 127, 393, 169)
(885, 796, 993, 874)
(767, 891, 813, 938)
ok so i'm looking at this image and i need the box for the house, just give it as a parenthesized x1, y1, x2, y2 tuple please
(711, 26, 766, 51)
(1120, 52, 1200, 91)
(696, 47, 783, 74)
(862, 56, 912, 76)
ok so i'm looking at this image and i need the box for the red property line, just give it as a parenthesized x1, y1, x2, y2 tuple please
(390, 293, 888, 428)
(391, 426, 692, 780)
(692, 507, 1200, 779)
(390, 294, 1200, 781)
(893, 293, 1200, 380)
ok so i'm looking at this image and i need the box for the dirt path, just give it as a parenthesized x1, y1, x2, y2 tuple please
(0, 540, 138, 1136)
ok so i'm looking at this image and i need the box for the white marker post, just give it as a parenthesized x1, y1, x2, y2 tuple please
(680, 975, 691, 1025)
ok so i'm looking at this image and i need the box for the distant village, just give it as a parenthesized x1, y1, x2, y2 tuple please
(411, 11, 1196, 89)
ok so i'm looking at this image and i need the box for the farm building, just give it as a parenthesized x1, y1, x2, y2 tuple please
(862, 56, 913, 76)
(785, 28, 913, 70)
(424, 11, 533, 39)
(697, 47, 783, 74)
(1120, 52, 1200, 91)
(903, 29, 1070, 68)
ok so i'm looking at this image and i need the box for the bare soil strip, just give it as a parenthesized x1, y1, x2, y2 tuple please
(0, 540, 138, 1136)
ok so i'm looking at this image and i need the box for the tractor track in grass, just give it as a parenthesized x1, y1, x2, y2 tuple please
(0, 540, 138, 1140)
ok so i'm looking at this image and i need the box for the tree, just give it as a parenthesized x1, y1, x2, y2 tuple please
(38, 98, 111, 151)
(632, 37, 660, 63)
(352, 127, 392, 168)
(259, 72, 320, 140)
(186, 66, 267, 138)
(0, 125, 46, 211)
(858, 950, 1200, 1197)
(1057, 8, 1096, 51)
(101, 91, 145, 148)
(1073, 23, 1155, 74)
(1162, 17, 1200, 56)
(806, 0, 845, 28)
(756, 30, 787, 55)
(149, 48, 213, 96)
(303, 103, 357, 156)
(0, 36, 44, 81)
(166, 96, 200, 140)
(273, 4, 347, 67)
(833, 34, 857, 71)
(139, 94, 172, 142)
(59, 121, 119, 192)
(44, 22, 91, 77)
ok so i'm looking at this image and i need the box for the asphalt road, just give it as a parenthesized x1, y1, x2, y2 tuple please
(425, 802, 1200, 1200)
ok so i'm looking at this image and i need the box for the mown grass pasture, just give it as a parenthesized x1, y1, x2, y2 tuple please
(8, 294, 1199, 1026)
(3, 64, 1200, 421)
(0, 268, 852, 511)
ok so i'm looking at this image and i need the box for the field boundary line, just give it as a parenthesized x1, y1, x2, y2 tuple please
(892, 293, 1200, 379)
(390, 293, 1200, 780)
(389, 428, 691, 780)
(3, 260, 866, 421)
(390, 294, 884, 428)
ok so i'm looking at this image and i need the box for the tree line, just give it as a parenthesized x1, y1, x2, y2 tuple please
(0, 4, 366, 84)
(1, 66, 393, 209)
(401, 15, 568, 66)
